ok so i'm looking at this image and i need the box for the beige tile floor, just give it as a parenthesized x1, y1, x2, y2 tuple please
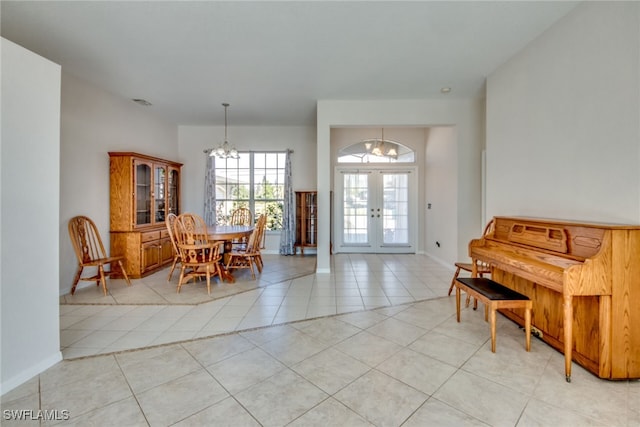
(57, 254, 446, 359)
(2, 254, 638, 426)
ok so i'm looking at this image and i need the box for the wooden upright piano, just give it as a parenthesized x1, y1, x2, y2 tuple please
(469, 216, 640, 381)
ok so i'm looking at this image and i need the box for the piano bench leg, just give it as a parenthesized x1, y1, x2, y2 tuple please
(489, 304, 497, 352)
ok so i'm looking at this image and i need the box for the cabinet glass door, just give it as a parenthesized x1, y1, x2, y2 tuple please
(168, 168, 179, 216)
(135, 162, 152, 225)
(305, 192, 317, 245)
(154, 165, 166, 223)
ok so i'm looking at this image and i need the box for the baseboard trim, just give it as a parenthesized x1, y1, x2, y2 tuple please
(1, 351, 62, 396)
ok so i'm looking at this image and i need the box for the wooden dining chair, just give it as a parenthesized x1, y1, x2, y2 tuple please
(253, 213, 267, 272)
(448, 219, 495, 307)
(165, 213, 181, 281)
(173, 213, 223, 294)
(225, 214, 266, 279)
(447, 260, 492, 295)
(230, 207, 253, 226)
(230, 207, 253, 248)
(68, 215, 131, 296)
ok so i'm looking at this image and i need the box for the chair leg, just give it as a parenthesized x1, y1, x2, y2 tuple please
(206, 267, 211, 295)
(449, 266, 473, 307)
(118, 260, 132, 286)
(177, 266, 186, 293)
(255, 254, 263, 273)
(98, 265, 108, 296)
(215, 263, 223, 283)
(448, 267, 461, 296)
(167, 256, 178, 281)
(250, 256, 259, 276)
(71, 265, 83, 295)
(248, 258, 255, 279)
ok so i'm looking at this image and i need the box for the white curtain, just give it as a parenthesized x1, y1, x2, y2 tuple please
(203, 153, 217, 225)
(279, 150, 295, 255)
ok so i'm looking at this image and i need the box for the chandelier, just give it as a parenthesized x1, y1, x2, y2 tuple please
(210, 103, 239, 159)
(363, 128, 398, 159)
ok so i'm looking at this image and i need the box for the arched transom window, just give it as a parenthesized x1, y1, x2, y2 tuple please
(338, 139, 415, 163)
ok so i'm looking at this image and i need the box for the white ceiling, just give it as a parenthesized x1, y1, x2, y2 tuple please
(1, 1, 578, 126)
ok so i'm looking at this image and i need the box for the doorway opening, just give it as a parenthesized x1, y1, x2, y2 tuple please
(334, 166, 417, 253)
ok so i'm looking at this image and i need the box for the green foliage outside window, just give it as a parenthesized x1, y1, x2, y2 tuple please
(215, 152, 285, 231)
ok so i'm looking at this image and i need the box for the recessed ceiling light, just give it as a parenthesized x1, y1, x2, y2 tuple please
(440, 87, 451, 94)
(132, 98, 152, 106)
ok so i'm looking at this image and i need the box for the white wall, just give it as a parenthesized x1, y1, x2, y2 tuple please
(177, 125, 317, 252)
(317, 99, 484, 272)
(59, 73, 179, 294)
(486, 2, 640, 223)
(1, 38, 62, 394)
(425, 127, 458, 264)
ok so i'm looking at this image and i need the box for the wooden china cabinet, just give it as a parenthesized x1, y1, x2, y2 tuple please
(109, 152, 182, 278)
(294, 191, 317, 254)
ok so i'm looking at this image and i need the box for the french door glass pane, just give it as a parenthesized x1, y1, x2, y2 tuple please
(343, 173, 369, 244)
(382, 173, 409, 245)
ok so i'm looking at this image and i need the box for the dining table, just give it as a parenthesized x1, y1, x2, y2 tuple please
(207, 224, 254, 283)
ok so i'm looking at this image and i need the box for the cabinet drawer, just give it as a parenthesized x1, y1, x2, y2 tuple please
(141, 231, 161, 243)
(160, 229, 169, 239)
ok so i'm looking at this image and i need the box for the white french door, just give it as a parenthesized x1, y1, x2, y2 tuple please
(334, 167, 416, 253)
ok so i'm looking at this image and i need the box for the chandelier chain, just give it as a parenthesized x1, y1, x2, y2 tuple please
(210, 102, 239, 159)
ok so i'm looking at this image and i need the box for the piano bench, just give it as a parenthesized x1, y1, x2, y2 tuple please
(454, 277, 532, 353)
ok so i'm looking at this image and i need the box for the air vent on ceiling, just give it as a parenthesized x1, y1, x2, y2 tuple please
(132, 98, 152, 106)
